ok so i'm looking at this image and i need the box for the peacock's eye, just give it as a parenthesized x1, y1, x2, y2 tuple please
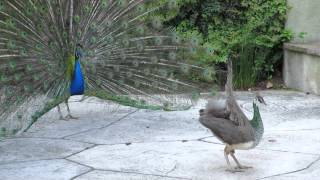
(74, 15, 80, 23)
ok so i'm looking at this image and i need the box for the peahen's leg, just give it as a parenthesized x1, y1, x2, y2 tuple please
(57, 105, 67, 120)
(230, 151, 252, 169)
(224, 146, 232, 168)
(65, 99, 78, 119)
(225, 146, 244, 172)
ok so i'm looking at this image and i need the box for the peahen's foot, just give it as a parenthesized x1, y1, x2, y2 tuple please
(65, 114, 79, 120)
(226, 167, 245, 173)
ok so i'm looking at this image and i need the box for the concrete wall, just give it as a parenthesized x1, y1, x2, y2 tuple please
(284, 0, 320, 95)
(284, 48, 320, 94)
(286, 0, 320, 43)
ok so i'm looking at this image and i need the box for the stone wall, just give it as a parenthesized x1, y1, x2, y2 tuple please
(284, 0, 320, 95)
(284, 43, 320, 94)
(286, 0, 320, 43)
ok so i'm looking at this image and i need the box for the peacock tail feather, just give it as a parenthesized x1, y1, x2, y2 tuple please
(0, 0, 215, 136)
(66, 53, 75, 81)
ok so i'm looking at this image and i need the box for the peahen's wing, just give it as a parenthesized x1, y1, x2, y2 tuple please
(71, 0, 214, 110)
(0, 0, 81, 135)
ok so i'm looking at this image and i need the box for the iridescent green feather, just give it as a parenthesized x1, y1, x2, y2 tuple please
(66, 54, 75, 80)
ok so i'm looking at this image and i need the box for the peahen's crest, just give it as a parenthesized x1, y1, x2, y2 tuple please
(0, 0, 215, 135)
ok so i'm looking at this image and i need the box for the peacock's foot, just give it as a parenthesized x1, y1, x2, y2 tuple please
(59, 116, 69, 121)
(65, 114, 79, 120)
(226, 167, 245, 173)
(237, 165, 252, 169)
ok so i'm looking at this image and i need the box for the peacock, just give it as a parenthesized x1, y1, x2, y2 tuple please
(0, 0, 215, 136)
(199, 58, 266, 172)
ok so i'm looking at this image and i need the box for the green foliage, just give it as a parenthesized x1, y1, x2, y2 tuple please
(298, 32, 308, 42)
(160, 0, 292, 88)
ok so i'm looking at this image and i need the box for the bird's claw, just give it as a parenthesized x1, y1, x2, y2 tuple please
(59, 116, 69, 121)
(238, 165, 252, 169)
(65, 114, 79, 120)
(226, 167, 245, 173)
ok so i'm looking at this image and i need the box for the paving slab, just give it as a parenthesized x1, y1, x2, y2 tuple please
(0, 138, 92, 164)
(66, 108, 208, 145)
(267, 157, 320, 180)
(0, 159, 90, 180)
(68, 141, 318, 180)
(76, 170, 183, 180)
(22, 97, 136, 139)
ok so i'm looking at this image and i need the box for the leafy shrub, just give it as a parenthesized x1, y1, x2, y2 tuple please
(158, 0, 293, 88)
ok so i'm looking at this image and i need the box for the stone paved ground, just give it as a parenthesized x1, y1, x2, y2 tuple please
(1, 90, 320, 180)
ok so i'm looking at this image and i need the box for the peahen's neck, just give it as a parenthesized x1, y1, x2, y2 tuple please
(250, 102, 264, 145)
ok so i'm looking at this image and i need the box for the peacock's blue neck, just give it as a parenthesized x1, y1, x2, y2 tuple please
(70, 56, 85, 96)
(250, 102, 264, 145)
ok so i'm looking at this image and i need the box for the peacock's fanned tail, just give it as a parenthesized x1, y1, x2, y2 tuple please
(0, 0, 215, 135)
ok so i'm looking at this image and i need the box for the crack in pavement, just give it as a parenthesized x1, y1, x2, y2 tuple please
(0, 143, 97, 166)
(267, 128, 320, 132)
(60, 137, 216, 148)
(3, 136, 101, 146)
(0, 158, 63, 166)
(257, 155, 320, 180)
(65, 158, 95, 180)
(164, 162, 178, 175)
(70, 169, 94, 180)
(255, 148, 320, 156)
(64, 144, 98, 159)
(4, 136, 66, 141)
(92, 168, 191, 180)
(66, 158, 189, 180)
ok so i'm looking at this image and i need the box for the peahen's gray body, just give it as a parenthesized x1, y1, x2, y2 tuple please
(0, 0, 213, 135)
(199, 58, 264, 172)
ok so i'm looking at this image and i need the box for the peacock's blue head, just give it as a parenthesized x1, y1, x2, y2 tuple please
(75, 44, 83, 59)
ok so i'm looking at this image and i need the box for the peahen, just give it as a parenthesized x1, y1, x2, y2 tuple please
(199, 58, 266, 172)
(0, 0, 214, 135)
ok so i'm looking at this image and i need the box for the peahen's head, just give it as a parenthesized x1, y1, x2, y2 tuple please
(254, 92, 267, 106)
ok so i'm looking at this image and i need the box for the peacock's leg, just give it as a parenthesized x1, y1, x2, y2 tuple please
(57, 105, 67, 120)
(225, 146, 244, 172)
(65, 99, 79, 119)
(79, 95, 88, 102)
(230, 151, 252, 169)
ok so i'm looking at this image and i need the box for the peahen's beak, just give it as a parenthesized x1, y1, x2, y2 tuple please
(256, 95, 267, 105)
(199, 109, 205, 116)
